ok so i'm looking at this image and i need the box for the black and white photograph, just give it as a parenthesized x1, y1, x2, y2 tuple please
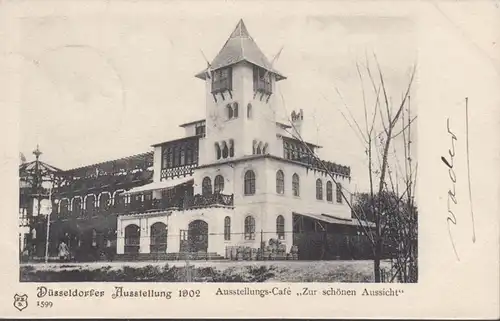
(17, 8, 418, 284)
(2, 0, 499, 319)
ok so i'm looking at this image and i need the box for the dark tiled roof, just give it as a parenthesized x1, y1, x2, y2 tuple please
(151, 135, 201, 147)
(178, 119, 206, 128)
(195, 19, 286, 81)
(62, 152, 154, 176)
(19, 160, 62, 173)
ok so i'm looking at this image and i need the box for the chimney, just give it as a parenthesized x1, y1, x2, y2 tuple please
(291, 109, 304, 136)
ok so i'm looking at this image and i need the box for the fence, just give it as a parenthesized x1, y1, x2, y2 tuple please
(23, 227, 397, 264)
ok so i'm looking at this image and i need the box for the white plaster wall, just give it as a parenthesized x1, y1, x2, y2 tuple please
(193, 164, 236, 195)
(201, 62, 282, 164)
(241, 65, 280, 158)
(183, 124, 196, 137)
(117, 208, 236, 255)
(263, 158, 352, 220)
(202, 64, 246, 165)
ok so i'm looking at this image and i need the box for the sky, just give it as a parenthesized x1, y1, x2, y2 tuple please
(15, 1, 418, 193)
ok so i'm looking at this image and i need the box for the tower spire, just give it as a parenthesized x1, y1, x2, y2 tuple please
(195, 19, 286, 81)
(230, 19, 250, 38)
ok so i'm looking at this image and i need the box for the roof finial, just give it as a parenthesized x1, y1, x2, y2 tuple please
(33, 144, 42, 160)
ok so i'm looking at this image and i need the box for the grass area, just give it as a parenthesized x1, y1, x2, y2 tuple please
(20, 260, 390, 283)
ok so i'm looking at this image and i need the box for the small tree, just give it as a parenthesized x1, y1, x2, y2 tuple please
(284, 55, 417, 282)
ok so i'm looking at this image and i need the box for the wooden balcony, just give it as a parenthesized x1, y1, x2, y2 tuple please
(124, 192, 234, 214)
(187, 193, 234, 208)
(52, 192, 234, 219)
(254, 79, 272, 95)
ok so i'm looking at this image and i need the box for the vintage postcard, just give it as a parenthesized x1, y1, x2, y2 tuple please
(1, 0, 499, 319)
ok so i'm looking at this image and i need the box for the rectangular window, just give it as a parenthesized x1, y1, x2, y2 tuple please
(211, 68, 232, 93)
(195, 125, 206, 137)
(180, 147, 185, 165)
(336, 183, 343, 203)
(167, 148, 173, 167)
(186, 146, 192, 165)
(172, 147, 179, 167)
(253, 66, 272, 94)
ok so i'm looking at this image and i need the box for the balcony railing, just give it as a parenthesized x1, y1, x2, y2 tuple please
(53, 193, 234, 218)
(124, 192, 234, 214)
(187, 193, 234, 208)
(254, 79, 272, 95)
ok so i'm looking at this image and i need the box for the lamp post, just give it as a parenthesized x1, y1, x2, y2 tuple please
(28, 145, 43, 258)
(44, 189, 55, 263)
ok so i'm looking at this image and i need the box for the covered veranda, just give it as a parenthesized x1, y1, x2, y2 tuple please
(292, 212, 376, 260)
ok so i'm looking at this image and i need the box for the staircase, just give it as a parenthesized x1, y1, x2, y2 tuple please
(113, 252, 226, 262)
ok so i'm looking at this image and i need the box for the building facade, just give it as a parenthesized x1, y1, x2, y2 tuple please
(20, 20, 373, 262)
(19, 151, 154, 261)
(115, 20, 365, 260)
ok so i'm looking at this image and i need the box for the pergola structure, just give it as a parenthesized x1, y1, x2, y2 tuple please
(19, 145, 62, 258)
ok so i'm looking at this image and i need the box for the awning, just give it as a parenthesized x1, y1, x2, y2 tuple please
(124, 177, 194, 195)
(293, 212, 375, 228)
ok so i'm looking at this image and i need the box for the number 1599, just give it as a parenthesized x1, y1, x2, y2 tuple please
(37, 301, 53, 308)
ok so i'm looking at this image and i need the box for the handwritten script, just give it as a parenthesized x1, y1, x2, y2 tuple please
(441, 97, 476, 261)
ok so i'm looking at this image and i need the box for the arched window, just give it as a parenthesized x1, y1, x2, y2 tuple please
(244, 170, 256, 195)
(256, 144, 262, 155)
(222, 142, 229, 158)
(276, 170, 284, 194)
(262, 143, 268, 154)
(336, 183, 343, 203)
(99, 193, 110, 210)
(229, 139, 234, 157)
(85, 195, 96, 216)
(247, 103, 252, 118)
(113, 191, 125, 207)
(227, 104, 233, 119)
(214, 175, 224, 193)
(224, 216, 231, 240)
(72, 198, 82, 216)
(316, 179, 323, 200)
(326, 181, 333, 202)
(215, 143, 221, 160)
(60, 199, 69, 216)
(252, 140, 257, 154)
(276, 215, 285, 240)
(233, 102, 239, 118)
(202, 177, 212, 195)
(292, 173, 300, 197)
(124, 224, 140, 254)
(244, 216, 255, 240)
(150, 222, 168, 253)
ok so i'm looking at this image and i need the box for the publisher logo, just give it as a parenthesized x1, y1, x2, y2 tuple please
(14, 293, 28, 312)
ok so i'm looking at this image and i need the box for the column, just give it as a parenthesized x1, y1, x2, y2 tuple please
(116, 218, 124, 254)
(166, 216, 180, 254)
(139, 218, 150, 254)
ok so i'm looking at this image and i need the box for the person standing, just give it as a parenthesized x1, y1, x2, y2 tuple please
(58, 240, 69, 262)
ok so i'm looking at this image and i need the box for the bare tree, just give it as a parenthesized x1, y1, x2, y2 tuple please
(283, 55, 417, 282)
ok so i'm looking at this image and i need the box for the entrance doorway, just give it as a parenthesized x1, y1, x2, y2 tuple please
(150, 222, 168, 253)
(124, 224, 140, 254)
(187, 220, 208, 253)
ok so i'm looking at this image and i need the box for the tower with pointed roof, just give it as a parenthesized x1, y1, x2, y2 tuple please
(196, 19, 286, 165)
